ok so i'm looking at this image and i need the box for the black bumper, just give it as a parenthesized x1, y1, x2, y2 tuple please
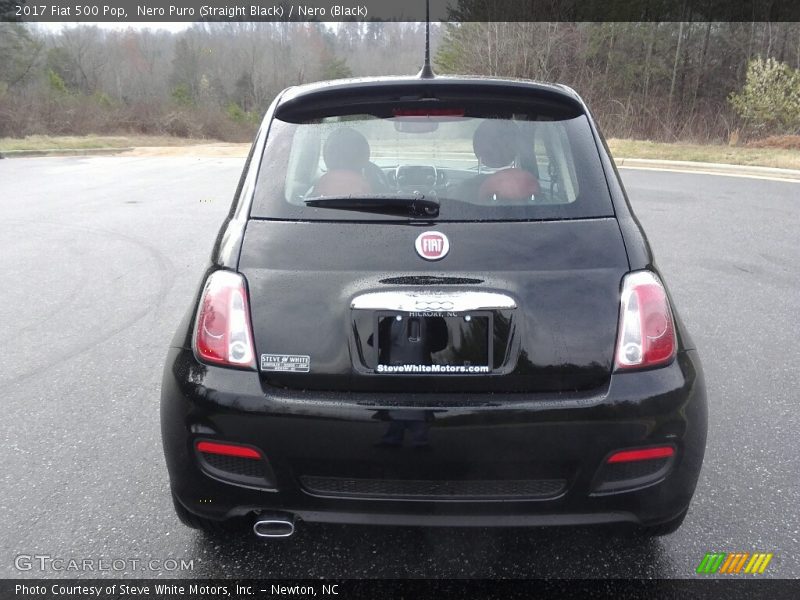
(161, 348, 707, 528)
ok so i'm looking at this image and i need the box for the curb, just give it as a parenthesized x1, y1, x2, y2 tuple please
(615, 157, 800, 181)
(0, 147, 133, 158)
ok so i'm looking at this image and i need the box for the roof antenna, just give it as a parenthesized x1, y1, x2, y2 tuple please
(417, 0, 435, 78)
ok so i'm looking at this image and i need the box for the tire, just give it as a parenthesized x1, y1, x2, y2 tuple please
(638, 507, 689, 537)
(171, 492, 243, 534)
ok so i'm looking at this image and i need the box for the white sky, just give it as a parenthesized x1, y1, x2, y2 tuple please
(34, 21, 193, 33)
(31, 21, 349, 33)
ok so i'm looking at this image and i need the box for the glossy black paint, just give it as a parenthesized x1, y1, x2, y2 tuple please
(162, 347, 706, 527)
(238, 218, 627, 392)
(273, 76, 585, 123)
(162, 76, 707, 530)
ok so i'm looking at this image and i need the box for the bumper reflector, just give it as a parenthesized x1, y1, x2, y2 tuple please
(196, 441, 261, 459)
(607, 446, 674, 464)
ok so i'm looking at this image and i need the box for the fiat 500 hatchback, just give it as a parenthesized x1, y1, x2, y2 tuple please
(161, 74, 707, 538)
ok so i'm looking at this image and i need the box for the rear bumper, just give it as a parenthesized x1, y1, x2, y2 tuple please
(161, 348, 707, 528)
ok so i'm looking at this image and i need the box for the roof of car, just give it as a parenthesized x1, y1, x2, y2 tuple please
(275, 75, 584, 114)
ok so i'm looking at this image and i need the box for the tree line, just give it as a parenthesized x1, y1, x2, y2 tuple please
(1, 21, 798, 142)
(0, 22, 432, 140)
(437, 22, 800, 141)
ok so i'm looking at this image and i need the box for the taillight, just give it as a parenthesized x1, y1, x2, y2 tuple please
(615, 271, 676, 370)
(193, 271, 256, 369)
(393, 108, 466, 117)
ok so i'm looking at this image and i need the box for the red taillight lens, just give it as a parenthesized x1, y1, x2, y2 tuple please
(607, 446, 675, 463)
(393, 108, 465, 117)
(196, 441, 261, 459)
(615, 271, 676, 370)
(193, 271, 256, 369)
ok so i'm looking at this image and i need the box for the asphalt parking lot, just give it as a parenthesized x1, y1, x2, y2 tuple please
(1, 156, 798, 578)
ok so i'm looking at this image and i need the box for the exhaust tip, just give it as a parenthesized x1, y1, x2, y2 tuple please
(253, 514, 295, 538)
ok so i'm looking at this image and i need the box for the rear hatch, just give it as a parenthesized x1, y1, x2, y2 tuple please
(239, 80, 628, 394)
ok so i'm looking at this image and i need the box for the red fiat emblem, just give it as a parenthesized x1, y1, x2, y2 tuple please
(414, 231, 450, 260)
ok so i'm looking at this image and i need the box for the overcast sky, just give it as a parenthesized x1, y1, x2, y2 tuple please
(34, 21, 192, 33)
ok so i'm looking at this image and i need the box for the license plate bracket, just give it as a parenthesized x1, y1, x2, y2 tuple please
(375, 311, 492, 374)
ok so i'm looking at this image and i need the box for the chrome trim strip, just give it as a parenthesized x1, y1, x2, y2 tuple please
(351, 290, 516, 312)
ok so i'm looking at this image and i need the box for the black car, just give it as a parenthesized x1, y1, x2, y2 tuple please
(161, 73, 707, 538)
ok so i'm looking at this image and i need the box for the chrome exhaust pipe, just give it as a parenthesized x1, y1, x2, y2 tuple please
(253, 513, 295, 538)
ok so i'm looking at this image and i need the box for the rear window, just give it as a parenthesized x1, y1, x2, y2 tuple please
(251, 98, 613, 221)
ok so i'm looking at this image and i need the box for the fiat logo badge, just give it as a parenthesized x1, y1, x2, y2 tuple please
(414, 231, 449, 261)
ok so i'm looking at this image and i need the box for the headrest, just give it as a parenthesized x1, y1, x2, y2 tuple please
(473, 120, 519, 168)
(323, 127, 371, 170)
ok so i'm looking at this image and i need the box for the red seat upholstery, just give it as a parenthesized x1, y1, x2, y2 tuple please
(311, 170, 373, 197)
(478, 168, 540, 204)
(310, 128, 375, 197)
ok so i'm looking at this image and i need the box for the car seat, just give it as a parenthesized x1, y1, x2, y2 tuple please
(473, 120, 539, 203)
(311, 128, 374, 197)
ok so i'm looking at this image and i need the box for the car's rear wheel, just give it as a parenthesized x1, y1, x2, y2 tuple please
(171, 492, 243, 534)
(638, 507, 689, 537)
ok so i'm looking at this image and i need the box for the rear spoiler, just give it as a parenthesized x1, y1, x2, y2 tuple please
(275, 79, 585, 123)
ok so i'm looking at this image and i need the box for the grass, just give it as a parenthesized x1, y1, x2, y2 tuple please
(0, 134, 212, 152)
(608, 138, 800, 170)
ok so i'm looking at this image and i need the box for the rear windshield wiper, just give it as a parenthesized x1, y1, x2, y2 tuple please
(305, 195, 439, 218)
